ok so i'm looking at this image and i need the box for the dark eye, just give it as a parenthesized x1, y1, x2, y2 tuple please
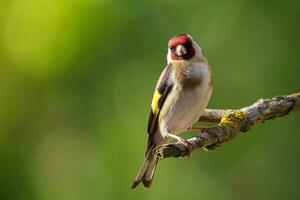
(170, 46, 176, 52)
(184, 40, 193, 49)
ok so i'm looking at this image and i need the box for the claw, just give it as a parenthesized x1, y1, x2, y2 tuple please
(182, 140, 193, 157)
(167, 133, 193, 157)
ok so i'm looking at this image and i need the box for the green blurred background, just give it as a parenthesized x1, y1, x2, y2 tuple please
(0, 0, 299, 199)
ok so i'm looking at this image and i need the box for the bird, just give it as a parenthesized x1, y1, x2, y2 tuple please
(131, 34, 213, 190)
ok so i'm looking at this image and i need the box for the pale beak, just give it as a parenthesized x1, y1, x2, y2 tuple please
(176, 44, 187, 56)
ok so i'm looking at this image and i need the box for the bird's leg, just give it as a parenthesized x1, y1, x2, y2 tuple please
(166, 133, 193, 157)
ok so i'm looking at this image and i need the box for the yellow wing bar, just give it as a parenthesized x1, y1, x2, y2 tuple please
(151, 90, 162, 115)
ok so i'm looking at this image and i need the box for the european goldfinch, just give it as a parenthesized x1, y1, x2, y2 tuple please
(131, 34, 213, 189)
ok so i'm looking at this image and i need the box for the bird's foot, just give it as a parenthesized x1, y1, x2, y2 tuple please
(203, 143, 221, 151)
(202, 129, 221, 151)
(167, 133, 193, 157)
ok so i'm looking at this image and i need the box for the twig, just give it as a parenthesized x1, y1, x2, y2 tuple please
(153, 93, 300, 160)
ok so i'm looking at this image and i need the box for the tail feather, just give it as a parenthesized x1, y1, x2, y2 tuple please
(131, 157, 150, 189)
(141, 159, 157, 188)
(131, 146, 158, 190)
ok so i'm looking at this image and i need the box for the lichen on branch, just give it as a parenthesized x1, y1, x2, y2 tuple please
(219, 111, 247, 129)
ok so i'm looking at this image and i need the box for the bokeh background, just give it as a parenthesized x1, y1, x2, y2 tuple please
(0, 0, 299, 199)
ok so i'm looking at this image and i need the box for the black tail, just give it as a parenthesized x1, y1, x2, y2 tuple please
(131, 146, 158, 190)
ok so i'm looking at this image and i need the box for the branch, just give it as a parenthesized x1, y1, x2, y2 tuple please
(154, 93, 300, 160)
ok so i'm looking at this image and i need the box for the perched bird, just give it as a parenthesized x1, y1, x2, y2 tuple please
(131, 34, 213, 190)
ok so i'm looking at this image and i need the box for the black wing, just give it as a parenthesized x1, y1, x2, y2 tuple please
(147, 64, 173, 137)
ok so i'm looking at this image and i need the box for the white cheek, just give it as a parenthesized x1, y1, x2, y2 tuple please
(167, 49, 173, 64)
(193, 42, 203, 57)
